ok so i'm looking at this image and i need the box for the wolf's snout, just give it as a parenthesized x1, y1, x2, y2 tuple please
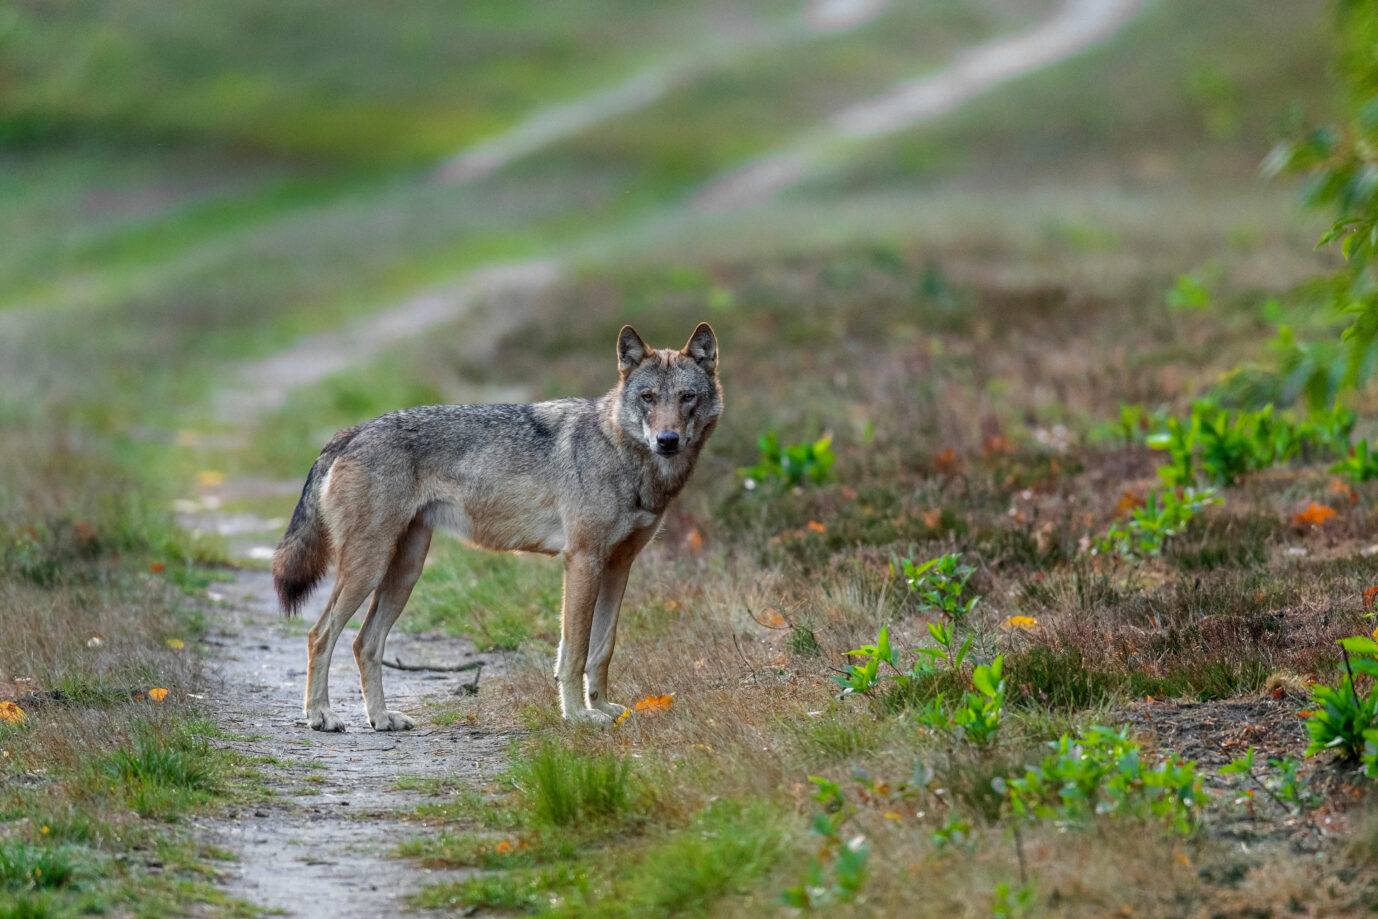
(655, 431, 681, 455)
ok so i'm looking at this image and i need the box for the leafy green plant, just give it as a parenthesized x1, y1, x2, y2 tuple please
(900, 553, 979, 621)
(1220, 748, 1321, 812)
(1147, 416, 1197, 487)
(1002, 725, 1203, 834)
(1194, 404, 1282, 485)
(1096, 487, 1221, 559)
(1166, 271, 1211, 311)
(1137, 401, 1352, 487)
(952, 656, 1004, 747)
(739, 432, 835, 488)
(1332, 439, 1378, 483)
(913, 620, 973, 674)
(781, 778, 868, 909)
(991, 880, 1036, 919)
(833, 626, 895, 696)
(1263, 1, 1378, 407)
(1304, 635, 1378, 775)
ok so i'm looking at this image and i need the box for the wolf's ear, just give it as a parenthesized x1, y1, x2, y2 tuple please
(618, 325, 651, 378)
(680, 322, 717, 374)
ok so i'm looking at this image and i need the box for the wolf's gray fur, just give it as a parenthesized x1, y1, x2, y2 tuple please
(273, 323, 721, 730)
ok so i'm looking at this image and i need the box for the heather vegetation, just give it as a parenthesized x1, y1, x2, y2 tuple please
(5, 0, 1378, 916)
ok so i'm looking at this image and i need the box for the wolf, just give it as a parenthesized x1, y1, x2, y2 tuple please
(271, 323, 721, 731)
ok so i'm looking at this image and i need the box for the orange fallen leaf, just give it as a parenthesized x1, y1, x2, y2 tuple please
(933, 448, 959, 475)
(761, 608, 787, 628)
(148, 688, 169, 702)
(1365, 586, 1378, 610)
(681, 528, 705, 555)
(149, 562, 165, 573)
(1115, 490, 1145, 517)
(496, 840, 514, 855)
(634, 694, 674, 713)
(1002, 616, 1038, 631)
(982, 434, 1012, 457)
(921, 508, 943, 530)
(806, 520, 826, 534)
(1293, 503, 1337, 527)
(0, 702, 26, 725)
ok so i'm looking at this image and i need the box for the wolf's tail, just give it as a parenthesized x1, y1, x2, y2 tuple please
(272, 426, 360, 616)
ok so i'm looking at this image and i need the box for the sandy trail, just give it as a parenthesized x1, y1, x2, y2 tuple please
(198, 569, 515, 917)
(433, 0, 894, 184)
(692, 0, 1147, 211)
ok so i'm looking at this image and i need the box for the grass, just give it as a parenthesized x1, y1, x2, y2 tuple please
(511, 741, 641, 831)
(8, 0, 1378, 915)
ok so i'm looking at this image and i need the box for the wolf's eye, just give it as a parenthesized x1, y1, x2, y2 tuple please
(640, 390, 655, 404)
(680, 391, 696, 404)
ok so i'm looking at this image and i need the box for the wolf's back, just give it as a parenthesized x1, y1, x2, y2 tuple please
(272, 426, 360, 615)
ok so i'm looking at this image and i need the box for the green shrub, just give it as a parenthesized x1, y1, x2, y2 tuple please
(1002, 725, 1203, 834)
(1304, 635, 1378, 774)
(1095, 487, 1221, 559)
(739, 432, 835, 488)
(899, 553, 979, 620)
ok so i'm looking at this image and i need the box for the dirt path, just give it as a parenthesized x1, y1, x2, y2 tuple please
(692, 0, 1147, 211)
(432, 0, 894, 184)
(196, 567, 515, 917)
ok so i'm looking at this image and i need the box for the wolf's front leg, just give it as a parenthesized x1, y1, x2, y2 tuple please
(585, 562, 633, 720)
(556, 553, 614, 723)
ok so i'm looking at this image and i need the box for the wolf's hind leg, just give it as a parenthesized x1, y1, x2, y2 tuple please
(585, 562, 632, 720)
(305, 551, 386, 732)
(354, 518, 432, 731)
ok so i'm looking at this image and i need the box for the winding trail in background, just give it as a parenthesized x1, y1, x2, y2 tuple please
(212, 0, 1146, 428)
(692, 0, 1147, 211)
(432, 0, 894, 184)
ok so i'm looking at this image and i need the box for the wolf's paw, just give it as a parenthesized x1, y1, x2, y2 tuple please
(592, 700, 629, 721)
(307, 708, 347, 733)
(565, 707, 615, 725)
(370, 711, 415, 732)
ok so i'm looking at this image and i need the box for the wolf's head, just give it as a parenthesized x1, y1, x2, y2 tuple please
(613, 323, 722, 459)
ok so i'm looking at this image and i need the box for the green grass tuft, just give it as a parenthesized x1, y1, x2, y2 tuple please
(512, 740, 639, 830)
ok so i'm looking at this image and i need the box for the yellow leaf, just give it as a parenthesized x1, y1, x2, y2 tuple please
(149, 688, 169, 702)
(196, 470, 226, 487)
(634, 694, 674, 713)
(883, 811, 902, 821)
(0, 702, 27, 725)
(165, 638, 185, 649)
(1002, 616, 1038, 631)
(614, 708, 631, 726)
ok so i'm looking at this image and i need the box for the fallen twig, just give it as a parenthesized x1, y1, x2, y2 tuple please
(383, 657, 483, 673)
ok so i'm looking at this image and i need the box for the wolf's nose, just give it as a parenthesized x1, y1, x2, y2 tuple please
(656, 432, 680, 452)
